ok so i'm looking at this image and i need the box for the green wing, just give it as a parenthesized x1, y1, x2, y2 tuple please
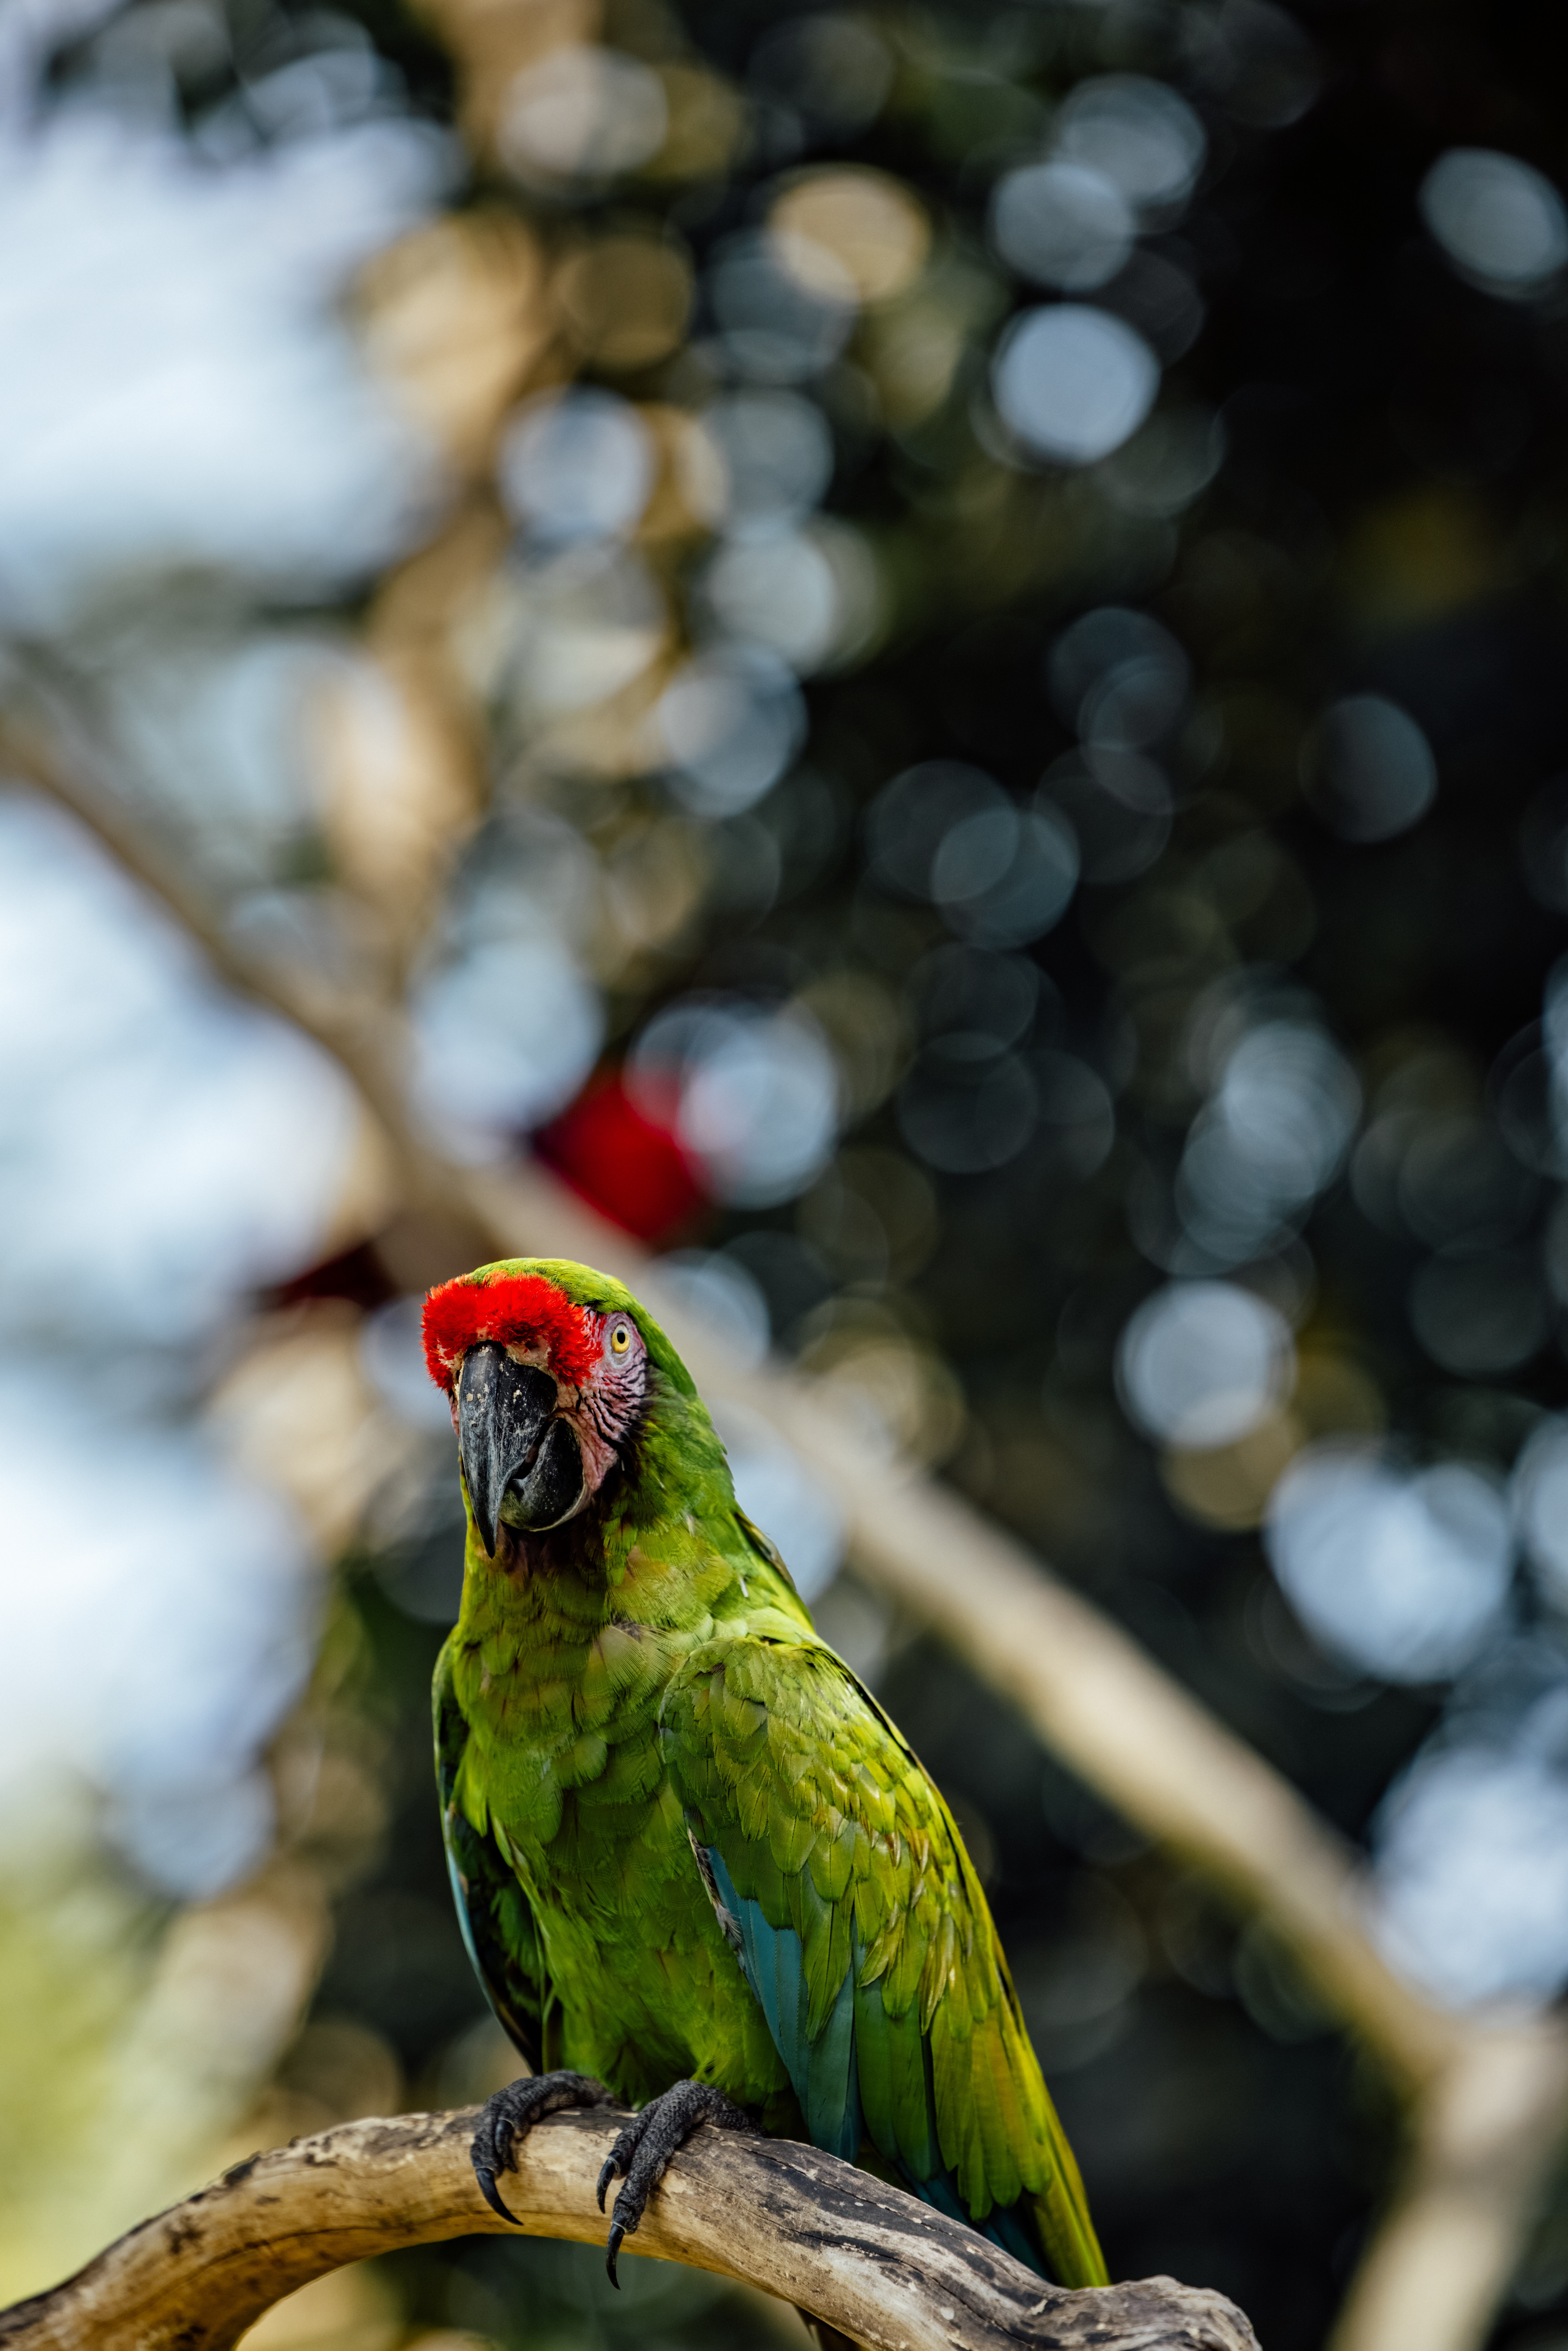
(434, 1637, 550, 2069)
(659, 1632, 1107, 2288)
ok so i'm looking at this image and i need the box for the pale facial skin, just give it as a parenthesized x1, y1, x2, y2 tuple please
(454, 1309, 650, 1552)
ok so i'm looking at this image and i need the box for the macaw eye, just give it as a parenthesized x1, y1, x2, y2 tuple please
(610, 1322, 632, 1354)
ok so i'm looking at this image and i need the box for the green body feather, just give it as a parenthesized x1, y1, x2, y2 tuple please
(435, 1257, 1107, 2288)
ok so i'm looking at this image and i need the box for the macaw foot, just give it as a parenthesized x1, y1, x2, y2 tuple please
(593, 2078, 755, 2287)
(471, 2069, 616, 2224)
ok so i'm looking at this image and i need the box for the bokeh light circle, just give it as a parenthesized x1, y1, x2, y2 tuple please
(695, 390, 834, 538)
(658, 644, 807, 814)
(1266, 1447, 1513, 1683)
(411, 936, 605, 1150)
(1301, 695, 1437, 843)
(1375, 1746, 1568, 2007)
(994, 305, 1160, 466)
(1048, 606, 1190, 741)
(498, 388, 654, 545)
(1053, 75, 1207, 216)
(631, 997, 840, 1206)
(770, 167, 930, 305)
(1420, 148, 1568, 297)
(933, 804, 1080, 947)
(1117, 1280, 1295, 1448)
(991, 160, 1135, 292)
(498, 45, 668, 186)
(866, 760, 1007, 896)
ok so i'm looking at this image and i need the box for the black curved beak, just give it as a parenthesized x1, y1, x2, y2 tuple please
(456, 1341, 589, 1555)
(457, 1343, 556, 1558)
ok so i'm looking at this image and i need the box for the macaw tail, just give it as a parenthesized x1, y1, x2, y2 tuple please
(909, 2145, 1109, 2289)
(1028, 2110, 1110, 2288)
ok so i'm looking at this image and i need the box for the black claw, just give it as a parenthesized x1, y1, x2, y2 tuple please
(474, 2165, 518, 2224)
(469, 2070, 617, 2229)
(593, 2078, 755, 2288)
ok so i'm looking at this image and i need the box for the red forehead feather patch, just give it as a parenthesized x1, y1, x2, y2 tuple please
(422, 1271, 598, 1393)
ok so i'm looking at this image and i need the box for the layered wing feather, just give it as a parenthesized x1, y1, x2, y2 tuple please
(659, 1632, 1106, 2288)
(435, 1637, 550, 2068)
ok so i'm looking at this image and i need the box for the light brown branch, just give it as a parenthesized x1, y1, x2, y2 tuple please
(0, 2107, 1258, 2351)
(1327, 2022, 1568, 2351)
(0, 715, 453, 1218)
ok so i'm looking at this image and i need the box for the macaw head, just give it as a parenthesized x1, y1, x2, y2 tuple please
(422, 1257, 687, 1558)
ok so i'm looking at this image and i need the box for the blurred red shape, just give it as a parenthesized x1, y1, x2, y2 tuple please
(267, 1236, 396, 1313)
(535, 1071, 711, 1243)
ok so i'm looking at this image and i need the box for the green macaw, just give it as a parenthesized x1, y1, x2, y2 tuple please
(422, 1256, 1107, 2290)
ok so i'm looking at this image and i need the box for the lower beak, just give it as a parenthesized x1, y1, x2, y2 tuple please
(456, 1342, 587, 1555)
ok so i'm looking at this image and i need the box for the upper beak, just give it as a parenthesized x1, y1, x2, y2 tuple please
(456, 1342, 556, 1558)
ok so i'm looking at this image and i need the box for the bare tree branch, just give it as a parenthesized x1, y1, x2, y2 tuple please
(0, 2107, 1260, 2351)
(0, 712, 454, 1220)
(1326, 2025, 1568, 2351)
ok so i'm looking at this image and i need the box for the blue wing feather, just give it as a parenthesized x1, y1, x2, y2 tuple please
(671, 1640, 1106, 2285)
(802, 1959, 860, 2159)
(705, 1841, 1044, 2262)
(773, 1908, 807, 2083)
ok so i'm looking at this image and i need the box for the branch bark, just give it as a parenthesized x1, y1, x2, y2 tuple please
(0, 2107, 1259, 2351)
